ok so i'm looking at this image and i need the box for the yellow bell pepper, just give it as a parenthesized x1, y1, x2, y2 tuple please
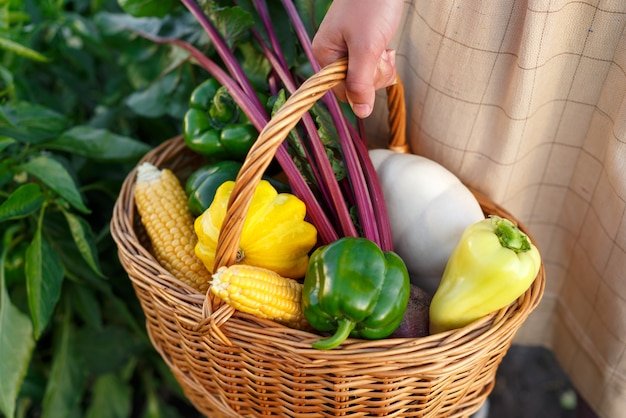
(194, 180, 317, 278)
(429, 215, 541, 334)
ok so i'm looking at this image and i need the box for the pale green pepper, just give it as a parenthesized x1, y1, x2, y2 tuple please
(429, 215, 541, 334)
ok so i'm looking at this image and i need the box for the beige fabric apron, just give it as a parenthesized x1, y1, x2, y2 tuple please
(365, 1, 626, 417)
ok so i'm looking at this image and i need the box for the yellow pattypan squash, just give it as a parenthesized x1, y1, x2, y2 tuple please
(194, 180, 317, 278)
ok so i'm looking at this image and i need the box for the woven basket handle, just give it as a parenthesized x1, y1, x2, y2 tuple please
(213, 58, 407, 270)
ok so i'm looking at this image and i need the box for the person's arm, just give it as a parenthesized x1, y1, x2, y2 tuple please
(311, 0, 404, 118)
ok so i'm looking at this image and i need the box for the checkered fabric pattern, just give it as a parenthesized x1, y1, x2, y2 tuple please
(365, 2, 626, 417)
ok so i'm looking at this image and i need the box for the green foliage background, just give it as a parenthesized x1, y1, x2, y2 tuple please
(0, 0, 330, 416)
(0, 0, 332, 415)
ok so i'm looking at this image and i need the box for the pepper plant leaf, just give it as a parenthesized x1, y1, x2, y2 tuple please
(0, 36, 50, 63)
(0, 183, 45, 222)
(26, 227, 65, 339)
(47, 126, 151, 163)
(0, 230, 36, 418)
(19, 156, 90, 214)
(67, 283, 103, 330)
(117, 0, 179, 18)
(0, 66, 14, 100)
(0, 102, 68, 144)
(126, 70, 182, 118)
(0, 159, 13, 189)
(0, 286, 36, 418)
(85, 373, 132, 418)
(75, 326, 144, 376)
(43, 212, 108, 286)
(0, 136, 16, 152)
(62, 210, 105, 278)
(40, 313, 87, 418)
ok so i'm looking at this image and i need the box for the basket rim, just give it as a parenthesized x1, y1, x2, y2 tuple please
(109, 58, 546, 418)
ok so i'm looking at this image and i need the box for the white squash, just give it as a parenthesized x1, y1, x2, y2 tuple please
(369, 149, 484, 294)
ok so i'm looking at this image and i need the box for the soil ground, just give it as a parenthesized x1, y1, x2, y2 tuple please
(486, 345, 578, 418)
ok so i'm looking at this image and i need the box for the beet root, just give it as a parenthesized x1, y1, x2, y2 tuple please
(390, 284, 432, 338)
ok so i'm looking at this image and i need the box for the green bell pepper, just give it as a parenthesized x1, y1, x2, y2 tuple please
(302, 237, 411, 350)
(183, 78, 258, 160)
(429, 215, 542, 334)
(185, 161, 292, 217)
(185, 160, 242, 217)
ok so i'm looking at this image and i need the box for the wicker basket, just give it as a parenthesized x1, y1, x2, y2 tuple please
(110, 59, 545, 417)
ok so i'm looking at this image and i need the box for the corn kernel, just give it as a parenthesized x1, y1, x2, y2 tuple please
(211, 264, 307, 329)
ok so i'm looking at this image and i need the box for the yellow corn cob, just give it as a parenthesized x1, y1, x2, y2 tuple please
(134, 162, 212, 292)
(211, 264, 307, 329)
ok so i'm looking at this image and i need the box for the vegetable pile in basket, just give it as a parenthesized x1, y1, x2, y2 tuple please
(132, 0, 542, 350)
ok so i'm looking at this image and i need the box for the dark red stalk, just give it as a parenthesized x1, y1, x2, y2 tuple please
(170, 0, 392, 247)
(347, 123, 394, 251)
(180, 0, 264, 112)
(280, 0, 388, 247)
(250, 0, 358, 238)
(179, 1, 343, 243)
(138, 28, 339, 243)
(249, 0, 290, 72)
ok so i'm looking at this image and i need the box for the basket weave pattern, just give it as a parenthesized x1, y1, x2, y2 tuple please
(111, 60, 545, 417)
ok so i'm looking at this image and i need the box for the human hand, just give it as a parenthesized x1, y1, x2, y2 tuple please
(312, 0, 404, 118)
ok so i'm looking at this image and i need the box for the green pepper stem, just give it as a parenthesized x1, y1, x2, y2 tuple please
(311, 318, 356, 350)
(209, 87, 238, 127)
(492, 216, 531, 253)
